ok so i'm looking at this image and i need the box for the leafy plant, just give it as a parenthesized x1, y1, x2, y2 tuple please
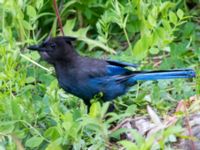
(0, 0, 199, 149)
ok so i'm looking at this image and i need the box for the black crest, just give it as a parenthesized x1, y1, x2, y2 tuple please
(62, 36, 77, 42)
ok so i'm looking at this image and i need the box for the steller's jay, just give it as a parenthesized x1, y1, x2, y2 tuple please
(28, 36, 196, 107)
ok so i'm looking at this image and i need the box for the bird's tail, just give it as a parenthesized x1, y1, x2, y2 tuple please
(129, 69, 195, 83)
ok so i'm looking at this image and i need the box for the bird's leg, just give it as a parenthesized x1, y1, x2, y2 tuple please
(107, 102, 115, 112)
(83, 99, 91, 113)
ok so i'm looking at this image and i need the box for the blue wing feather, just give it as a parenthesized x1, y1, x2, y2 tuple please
(106, 60, 138, 68)
(106, 65, 132, 76)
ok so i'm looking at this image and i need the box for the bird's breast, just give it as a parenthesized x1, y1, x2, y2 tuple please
(58, 77, 75, 93)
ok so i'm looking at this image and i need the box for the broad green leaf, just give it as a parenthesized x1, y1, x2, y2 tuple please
(164, 125, 183, 138)
(141, 136, 154, 150)
(118, 140, 138, 150)
(133, 35, 150, 60)
(46, 142, 62, 150)
(44, 127, 60, 140)
(27, 5, 37, 18)
(84, 8, 93, 19)
(0, 121, 16, 134)
(30, 51, 40, 60)
(83, 38, 115, 53)
(63, 19, 76, 35)
(162, 19, 171, 31)
(25, 136, 43, 148)
(11, 100, 21, 119)
(148, 15, 156, 27)
(152, 6, 158, 18)
(160, 2, 175, 13)
(183, 22, 195, 37)
(25, 77, 35, 83)
(110, 128, 129, 139)
(130, 129, 145, 146)
(36, 0, 44, 9)
(89, 101, 101, 118)
(63, 112, 73, 122)
(149, 47, 159, 55)
(62, 112, 73, 132)
(22, 20, 32, 30)
(133, 39, 148, 60)
(125, 104, 137, 115)
(63, 19, 115, 53)
(100, 102, 110, 118)
(177, 9, 184, 19)
(155, 27, 166, 42)
(169, 11, 177, 24)
(83, 122, 101, 132)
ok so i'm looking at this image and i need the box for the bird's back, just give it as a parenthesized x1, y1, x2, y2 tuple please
(55, 56, 132, 104)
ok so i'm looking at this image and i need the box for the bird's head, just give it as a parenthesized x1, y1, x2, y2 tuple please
(27, 36, 77, 64)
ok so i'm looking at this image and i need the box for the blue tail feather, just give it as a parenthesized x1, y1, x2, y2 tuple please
(130, 69, 195, 81)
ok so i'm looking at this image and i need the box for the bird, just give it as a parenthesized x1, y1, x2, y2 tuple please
(28, 36, 196, 107)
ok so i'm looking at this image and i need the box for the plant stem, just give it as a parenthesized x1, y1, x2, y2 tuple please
(123, 27, 132, 50)
(53, 0, 64, 36)
(20, 53, 52, 73)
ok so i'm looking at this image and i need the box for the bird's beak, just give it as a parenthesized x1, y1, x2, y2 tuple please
(27, 44, 46, 52)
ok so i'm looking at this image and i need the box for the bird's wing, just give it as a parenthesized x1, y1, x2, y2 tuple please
(79, 58, 135, 79)
(105, 60, 137, 76)
(106, 60, 138, 68)
(106, 65, 133, 76)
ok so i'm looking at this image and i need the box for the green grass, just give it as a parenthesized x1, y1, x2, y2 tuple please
(0, 0, 199, 149)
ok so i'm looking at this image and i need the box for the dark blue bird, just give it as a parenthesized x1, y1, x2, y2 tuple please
(28, 36, 196, 106)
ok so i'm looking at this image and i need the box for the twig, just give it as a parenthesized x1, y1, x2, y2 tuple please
(53, 0, 64, 36)
(183, 101, 196, 150)
(20, 53, 52, 73)
(110, 118, 133, 133)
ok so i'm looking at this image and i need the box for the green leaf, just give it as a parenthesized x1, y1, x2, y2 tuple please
(89, 101, 101, 118)
(118, 140, 138, 150)
(22, 20, 32, 30)
(149, 47, 159, 55)
(164, 125, 183, 138)
(160, 2, 175, 13)
(27, 5, 37, 18)
(169, 11, 177, 24)
(110, 128, 129, 139)
(133, 35, 150, 60)
(36, 0, 44, 9)
(0, 121, 16, 134)
(61, 112, 74, 133)
(177, 9, 184, 20)
(162, 19, 171, 31)
(148, 15, 156, 27)
(25, 136, 43, 148)
(125, 104, 137, 115)
(100, 102, 110, 118)
(63, 19, 76, 35)
(11, 100, 21, 119)
(63, 19, 115, 53)
(46, 141, 62, 150)
(30, 51, 40, 60)
(25, 77, 35, 83)
(152, 6, 158, 18)
(183, 22, 195, 37)
(133, 39, 148, 60)
(44, 127, 60, 140)
(129, 129, 145, 146)
(155, 27, 167, 42)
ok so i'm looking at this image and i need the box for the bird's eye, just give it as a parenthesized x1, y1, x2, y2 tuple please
(49, 43, 56, 48)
